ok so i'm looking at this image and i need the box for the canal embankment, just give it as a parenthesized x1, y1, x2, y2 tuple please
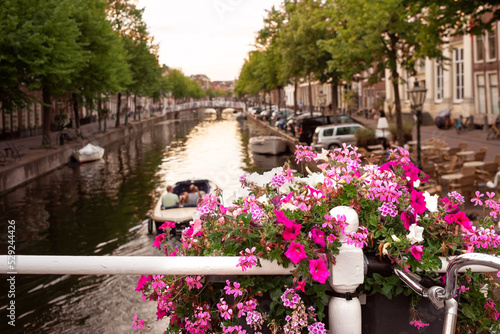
(0, 112, 195, 194)
(246, 114, 300, 153)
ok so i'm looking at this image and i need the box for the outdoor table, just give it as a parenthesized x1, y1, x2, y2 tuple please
(456, 150, 475, 163)
(440, 147, 451, 152)
(407, 140, 417, 146)
(440, 173, 463, 190)
(462, 161, 485, 168)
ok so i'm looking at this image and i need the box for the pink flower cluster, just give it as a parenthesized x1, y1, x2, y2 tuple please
(236, 247, 257, 272)
(344, 226, 368, 249)
(197, 193, 219, 217)
(281, 288, 302, 308)
(184, 305, 211, 334)
(185, 276, 203, 290)
(294, 145, 317, 163)
(485, 300, 500, 321)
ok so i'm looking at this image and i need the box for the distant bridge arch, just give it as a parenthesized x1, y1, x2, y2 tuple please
(165, 101, 246, 119)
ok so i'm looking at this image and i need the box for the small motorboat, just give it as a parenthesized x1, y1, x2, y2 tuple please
(72, 143, 105, 163)
(148, 179, 214, 235)
(248, 136, 287, 155)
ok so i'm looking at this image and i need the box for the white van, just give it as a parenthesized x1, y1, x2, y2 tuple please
(312, 123, 365, 151)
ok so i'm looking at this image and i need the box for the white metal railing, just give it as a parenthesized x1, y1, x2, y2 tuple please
(0, 255, 291, 276)
(165, 101, 246, 113)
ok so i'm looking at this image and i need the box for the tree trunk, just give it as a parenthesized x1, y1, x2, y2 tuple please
(42, 86, 52, 146)
(308, 77, 313, 116)
(125, 93, 130, 125)
(98, 99, 102, 132)
(293, 80, 298, 116)
(331, 82, 338, 125)
(72, 93, 80, 130)
(389, 34, 404, 146)
(134, 95, 137, 121)
(115, 92, 121, 128)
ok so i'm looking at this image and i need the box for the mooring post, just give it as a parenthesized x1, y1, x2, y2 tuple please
(328, 206, 363, 334)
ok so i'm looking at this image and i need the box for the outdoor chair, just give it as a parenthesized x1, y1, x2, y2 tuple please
(418, 178, 442, 196)
(466, 147, 488, 162)
(494, 154, 500, 166)
(435, 155, 459, 181)
(457, 142, 468, 151)
(449, 174, 476, 200)
(441, 147, 461, 162)
(476, 162, 500, 189)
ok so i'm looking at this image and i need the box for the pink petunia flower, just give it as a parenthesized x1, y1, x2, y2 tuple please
(275, 209, 295, 228)
(410, 190, 427, 214)
(310, 228, 326, 247)
(401, 211, 416, 230)
(153, 233, 165, 249)
(410, 245, 424, 261)
(309, 258, 330, 283)
(285, 242, 308, 264)
(283, 223, 301, 241)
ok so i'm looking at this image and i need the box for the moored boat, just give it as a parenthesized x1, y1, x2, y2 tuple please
(248, 136, 287, 155)
(72, 143, 105, 163)
(148, 179, 214, 235)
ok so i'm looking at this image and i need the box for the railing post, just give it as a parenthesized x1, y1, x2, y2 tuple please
(328, 206, 363, 334)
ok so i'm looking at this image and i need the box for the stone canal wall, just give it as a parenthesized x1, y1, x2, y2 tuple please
(0, 114, 181, 194)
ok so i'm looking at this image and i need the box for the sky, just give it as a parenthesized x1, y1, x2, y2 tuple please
(137, 0, 283, 81)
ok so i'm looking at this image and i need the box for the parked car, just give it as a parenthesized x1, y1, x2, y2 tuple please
(295, 114, 363, 144)
(256, 107, 275, 121)
(312, 123, 365, 151)
(248, 107, 262, 116)
(270, 108, 294, 126)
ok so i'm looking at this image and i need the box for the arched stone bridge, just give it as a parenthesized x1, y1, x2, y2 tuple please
(165, 101, 246, 119)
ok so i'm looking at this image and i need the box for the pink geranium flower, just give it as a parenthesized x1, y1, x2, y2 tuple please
(285, 242, 308, 264)
(410, 245, 424, 261)
(135, 275, 153, 291)
(410, 190, 427, 214)
(309, 258, 330, 283)
(158, 221, 176, 230)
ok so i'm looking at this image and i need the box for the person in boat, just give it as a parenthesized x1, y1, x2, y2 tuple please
(181, 184, 202, 205)
(161, 185, 179, 208)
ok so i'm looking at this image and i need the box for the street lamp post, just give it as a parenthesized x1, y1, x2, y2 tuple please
(409, 82, 427, 170)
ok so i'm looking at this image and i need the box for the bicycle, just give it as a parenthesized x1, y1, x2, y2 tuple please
(396, 253, 500, 334)
(486, 122, 500, 140)
(455, 115, 471, 134)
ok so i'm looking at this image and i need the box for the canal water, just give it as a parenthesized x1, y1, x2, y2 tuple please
(0, 116, 295, 333)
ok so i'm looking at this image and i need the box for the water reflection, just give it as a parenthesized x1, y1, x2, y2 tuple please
(0, 119, 295, 333)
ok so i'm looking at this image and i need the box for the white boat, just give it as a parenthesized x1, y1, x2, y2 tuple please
(72, 143, 105, 163)
(248, 136, 287, 155)
(148, 179, 214, 235)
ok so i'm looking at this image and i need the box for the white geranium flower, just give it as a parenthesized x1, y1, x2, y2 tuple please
(257, 194, 268, 204)
(406, 224, 424, 245)
(423, 191, 439, 213)
(314, 148, 329, 162)
(299, 172, 325, 187)
(280, 202, 298, 212)
(382, 242, 390, 255)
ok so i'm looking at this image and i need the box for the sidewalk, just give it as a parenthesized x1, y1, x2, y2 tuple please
(0, 113, 169, 193)
(353, 115, 499, 162)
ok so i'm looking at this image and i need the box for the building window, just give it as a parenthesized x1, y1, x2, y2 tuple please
(476, 35, 485, 62)
(490, 73, 499, 115)
(454, 48, 464, 100)
(477, 74, 486, 114)
(436, 61, 443, 101)
(488, 29, 497, 60)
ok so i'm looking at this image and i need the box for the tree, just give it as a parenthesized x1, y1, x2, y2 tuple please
(70, 0, 131, 132)
(0, 0, 86, 144)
